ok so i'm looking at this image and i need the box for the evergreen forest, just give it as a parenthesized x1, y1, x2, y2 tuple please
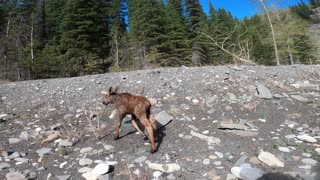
(0, 0, 319, 81)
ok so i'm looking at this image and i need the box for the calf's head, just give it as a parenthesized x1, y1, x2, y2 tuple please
(102, 86, 119, 105)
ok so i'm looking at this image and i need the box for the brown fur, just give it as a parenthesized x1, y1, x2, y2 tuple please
(103, 86, 157, 153)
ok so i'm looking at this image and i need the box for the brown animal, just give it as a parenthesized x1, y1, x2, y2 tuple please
(102, 86, 158, 153)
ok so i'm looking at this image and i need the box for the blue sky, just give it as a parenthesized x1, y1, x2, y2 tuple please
(200, 0, 309, 19)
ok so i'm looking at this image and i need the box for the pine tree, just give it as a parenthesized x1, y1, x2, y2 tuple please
(60, 0, 103, 76)
(165, 0, 192, 66)
(185, 0, 208, 65)
(128, 0, 167, 68)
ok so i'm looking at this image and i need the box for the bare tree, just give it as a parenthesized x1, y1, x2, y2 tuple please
(259, 0, 280, 65)
(201, 26, 255, 65)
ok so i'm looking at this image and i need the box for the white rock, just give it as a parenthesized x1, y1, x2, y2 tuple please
(82, 171, 100, 180)
(214, 151, 224, 159)
(213, 161, 222, 166)
(148, 163, 181, 173)
(203, 158, 210, 165)
(92, 163, 110, 175)
(19, 131, 29, 140)
(278, 147, 291, 153)
(59, 161, 67, 168)
(134, 156, 147, 164)
(78, 167, 93, 173)
(315, 148, 320, 153)
(231, 163, 264, 180)
(298, 164, 312, 169)
(109, 109, 118, 119)
(285, 134, 296, 139)
(297, 134, 317, 143)
(301, 158, 318, 166)
(5, 172, 27, 180)
(36, 148, 52, 156)
(79, 158, 93, 166)
(133, 169, 140, 175)
(190, 131, 221, 145)
(80, 147, 93, 154)
(103, 144, 115, 151)
(153, 171, 162, 178)
(192, 99, 199, 104)
(258, 151, 284, 167)
(8, 138, 21, 144)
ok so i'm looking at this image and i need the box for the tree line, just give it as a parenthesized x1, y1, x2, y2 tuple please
(0, 0, 319, 81)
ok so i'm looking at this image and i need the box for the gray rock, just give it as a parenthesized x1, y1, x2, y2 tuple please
(291, 95, 310, 102)
(190, 131, 221, 145)
(56, 175, 71, 180)
(234, 154, 248, 166)
(214, 151, 224, 159)
(5, 172, 27, 180)
(148, 163, 181, 173)
(9, 138, 22, 144)
(36, 147, 52, 156)
(134, 156, 147, 164)
(19, 131, 29, 140)
(7, 152, 20, 159)
(278, 147, 291, 153)
(78, 167, 93, 173)
(14, 158, 29, 163)
(80, 147, 93, 154)
(297, 134, 317, 143)
(255, 84, 272, 99)
(155, 111, 172, 128)
(79, 158, 93, 166)
(103, 144, 115, 151)
(231, 163, 264, 180)
(167, 174, 176, 180)
(301, 158, 318, 166)
(227, 93, 238, 104)
(59, 139, 73, 147)
(0, 162, 10, 170)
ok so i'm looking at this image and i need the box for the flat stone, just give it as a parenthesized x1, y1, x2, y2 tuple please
(134, 156, 147, 164)
(297, 134, 317, 143)
(278, 147, 291, 153)
(7, 152, 20, 159)
(298, 164, 312, 169)
(291, 95, 310, 102)
(0, 162, 10, 170)
(258, 151, 284, 167)
(190, 131, 221, 145)
(231, 163, 264, 180)
(9, 138, 22, 144)
(78, 167, 93, 173)
(222, 130, 259, 137)
(301, 158, 318, 166)
(219, 123, 248, 130)
(255, 84, 272, 99)
(92, 163, 110, 175)
(36, 148, 52, 156)
(5, 172, 27, 180)
(56, 175, 71, 180)
(103, 144, 115, 151)
(213, 161, 222, 166)
(148, 163, 181, 173)
(0, 114, 7, 119)
(82, 171, 100, 180)
(14, 158, 29, 163)
(155, 111, 172, 128)
(79, 158, 93, 166)
(59, 139, 73, 147)
(80, 147, 93, 154)
(285, 134, 296, 139)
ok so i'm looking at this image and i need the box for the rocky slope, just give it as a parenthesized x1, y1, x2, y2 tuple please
(0, 65, 320, 180)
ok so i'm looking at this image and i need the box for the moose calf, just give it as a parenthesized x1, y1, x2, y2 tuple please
(103, 86, 157, 153)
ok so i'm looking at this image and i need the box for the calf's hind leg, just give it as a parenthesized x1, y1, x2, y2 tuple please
(138, 114, 156, 153)
(131, 115, 147, 140)
(114, 113, 125, 140)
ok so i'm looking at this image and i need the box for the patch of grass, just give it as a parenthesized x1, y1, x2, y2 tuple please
(311, 153, 320, 161)
(273, 144, 279, 149)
